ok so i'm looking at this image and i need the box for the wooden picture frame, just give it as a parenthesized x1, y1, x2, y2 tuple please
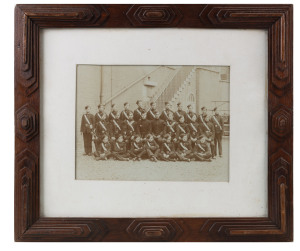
(14, 4, 293, 242)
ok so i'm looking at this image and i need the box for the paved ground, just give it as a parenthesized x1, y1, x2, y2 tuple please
(75, 138, 229, 182)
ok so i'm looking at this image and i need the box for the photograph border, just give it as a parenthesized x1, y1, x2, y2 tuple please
(14, 4, 293, 241)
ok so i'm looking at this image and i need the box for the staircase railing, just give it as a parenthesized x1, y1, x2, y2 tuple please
(154, 66, 194, 112)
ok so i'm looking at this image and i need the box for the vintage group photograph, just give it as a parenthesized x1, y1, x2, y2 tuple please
(76, 65, 230, 181)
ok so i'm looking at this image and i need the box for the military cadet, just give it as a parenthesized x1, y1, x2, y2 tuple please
(211, 107, 224, 157)
(108, 104, 118, 122)
(176, 134, 194, 162)
(188, 114, 202, 148)
(94, 113, 111, 152)
(158, 134, 177, 161)
(147, 102, 158, 120)
(133, 100, 146, 122)
(198, 106, 208, 126)
(94, 104, 107, 125)
(185, 104, 197, 123)
(120, 102, 133, 121)
(80, 105, 94, 156)
(109, 112, 123, 141)
(164, 112, 177, 142)
(174, 102, 187, 122)
(151, 111, 165, 145)
(199, 115, 216, 159)
(123, 112, 137, 150)
(193, 135, 212, 161)
(130, 135, 147, 161)
(160, 101, 174, 121)
(176, 115, 190, 139)
(111, 134, 130, 161)
(136, 112, 152, 139)
(94, 134, 112, 161)
(144, 134, 160, 162)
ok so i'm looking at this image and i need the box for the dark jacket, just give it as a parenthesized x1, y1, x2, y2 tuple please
(120, 109, 133, 121)
(176, 122, 190, 138)
(136, 119, 152, 138)
(147, 108, 158, 120)
(80, 113, 94, 133)
(112, 141, 127, 153)
(174, 110, 187, 122)
(211, 114, 224, 134)
(133, 108, 146, 121)
(94, 111, 107, 125)
(151, 118, 165, 136)
(159, 109, 174, 121)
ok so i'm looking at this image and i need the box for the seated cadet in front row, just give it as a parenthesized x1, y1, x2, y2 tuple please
(130, 135, 147, 161)
(176, 134, 194, 162)
(94, 135, 112, 161)
(158, 134, 177, 161)
(136, 112, 152, 139)
(144, 134, 160, 162)
(111, 134, 130, 161)
(193, 135, 212, 161)
(151, 111, 165, 145)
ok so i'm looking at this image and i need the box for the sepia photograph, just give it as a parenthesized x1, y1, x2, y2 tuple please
(76, 65, 230, 181)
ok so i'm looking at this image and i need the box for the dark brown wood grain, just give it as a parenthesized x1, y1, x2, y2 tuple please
(14, 4, 293, 242)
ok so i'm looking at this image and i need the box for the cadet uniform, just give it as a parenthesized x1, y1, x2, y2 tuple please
(158, 140, 177, 161)
(185, 111, 197, 124)
(160, 109, 174, 121)
(176, 140, 194, 161)
(145, 140, 160, 161)
(176, 121, 190, 139)
(94, 111, 107, 124)
(174, 110, 187, 122)
(199, 119, 216, 158)
(211, 114, 224, 157)
(130, 141, 147, 159)
(123, 119, 137, 149)
(108, 110, 118, 122)
(111, 141, 130, 161)
(94, 141, 112, 160)
(164, 119, 177, 140)
(147, 108, 158, 120)
(193, 139, 212, 161)
(94, 119, 111, 151)
(151, 118, 165, 144)
(80, 113, 94, 155)
(120, 109, 133, 121)
(188, 121, 202, 144)
(109, 118, 123, 138)
(136, 118, 152, 139)
(133, 107, 146, 122)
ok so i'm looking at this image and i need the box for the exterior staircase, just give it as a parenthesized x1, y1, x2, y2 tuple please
(152, 66, 195, 112)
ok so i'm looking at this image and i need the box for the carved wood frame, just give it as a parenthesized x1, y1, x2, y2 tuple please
(14, 4, 293, 242)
